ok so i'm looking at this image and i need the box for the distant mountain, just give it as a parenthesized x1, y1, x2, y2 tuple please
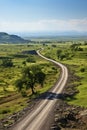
(18, 31, 87, 37)
(21, 31, 87, 41)
(0, 32, 31, 43)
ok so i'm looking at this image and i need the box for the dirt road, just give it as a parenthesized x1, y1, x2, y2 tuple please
(11, 50, 68, 130)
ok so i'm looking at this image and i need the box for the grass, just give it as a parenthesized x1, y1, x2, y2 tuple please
(0, 44, 60, 119)
(68, 63, 87, 107)
(42, 43, 87, 108)
(0, 96, 27, 119)
(0, 42, 87, 119)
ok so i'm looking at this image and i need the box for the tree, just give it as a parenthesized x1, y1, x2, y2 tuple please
(60, 54, 66, 60)
(70, 44, 83, 52)
(2, 59, 13, 67)
(15, 65, 45, 95)
(26, 56, 36, 63)
(57, 49, 62, 59)
(15, 78, 24, 92)
(35, 71, 45, 86)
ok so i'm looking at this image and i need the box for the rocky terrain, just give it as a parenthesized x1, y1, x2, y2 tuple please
(51, 100, 87, 130)
(51, 67, 87, 130)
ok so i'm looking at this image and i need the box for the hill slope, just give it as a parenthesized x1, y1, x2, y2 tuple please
(0, 32, 30, 43)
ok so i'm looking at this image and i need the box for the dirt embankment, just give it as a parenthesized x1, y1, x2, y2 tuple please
(51, 66, 87, 130)
(51, 101, 87, 130)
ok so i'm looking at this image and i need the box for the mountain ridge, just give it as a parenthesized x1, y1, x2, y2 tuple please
(0, 32, 30, 43)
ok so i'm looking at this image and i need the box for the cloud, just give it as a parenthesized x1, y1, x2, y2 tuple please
(0, 18, 87, 32)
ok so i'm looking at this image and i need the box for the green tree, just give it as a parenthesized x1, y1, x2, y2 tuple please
(15, 65, 45, 95)
(57, 49, 62, 59)
(2, 59, 13, 67)
(70, 44, 79, 51)
(15, 78, 24, 92)
(60, 54, 66, 60)
(26, 56, 36, 63)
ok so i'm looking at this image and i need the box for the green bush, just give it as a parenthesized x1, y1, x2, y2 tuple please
(1, 59, 13, 67)
(26, 56, 36, 63)
(80, 67, 85, 72)
(0, 109, 11, 114)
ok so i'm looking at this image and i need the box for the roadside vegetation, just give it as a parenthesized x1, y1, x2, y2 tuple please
(0, 44, 60, 119)
(41, 41, 87, 107)
(0, 40, 87, 120)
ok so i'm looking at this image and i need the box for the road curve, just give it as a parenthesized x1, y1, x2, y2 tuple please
(11, 50, 68, 130)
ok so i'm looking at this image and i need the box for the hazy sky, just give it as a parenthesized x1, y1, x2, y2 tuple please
(0, 0, 87, 33)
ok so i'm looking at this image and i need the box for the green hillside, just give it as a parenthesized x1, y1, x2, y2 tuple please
(0, 32, 30, 43)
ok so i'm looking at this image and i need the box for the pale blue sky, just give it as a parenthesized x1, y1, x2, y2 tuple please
(0, 0, 87, 33)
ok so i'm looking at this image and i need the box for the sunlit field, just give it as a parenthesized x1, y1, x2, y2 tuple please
(0, 44, 60, 119)
(42, 41, 87, 107)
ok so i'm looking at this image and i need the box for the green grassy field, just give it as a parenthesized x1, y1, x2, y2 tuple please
(0, 41, 87, 119)
(42, 42, 87, 107)
(0, 44, 60, 119)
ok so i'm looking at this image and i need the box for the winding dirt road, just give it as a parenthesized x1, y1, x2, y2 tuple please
(11, 50, 68, 130)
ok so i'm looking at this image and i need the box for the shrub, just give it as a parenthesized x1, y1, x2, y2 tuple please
(26, 56, 36, 63)
(80, 67, 85, 72)
(1, 59, 13, 67)
(52, 45, 57, 47)
(22, 61, 26, 66)
(78, 47, 83, 51)
(1, 109, 11, 114)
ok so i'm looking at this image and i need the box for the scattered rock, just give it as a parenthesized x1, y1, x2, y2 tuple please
(51, 66, 87, 130)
